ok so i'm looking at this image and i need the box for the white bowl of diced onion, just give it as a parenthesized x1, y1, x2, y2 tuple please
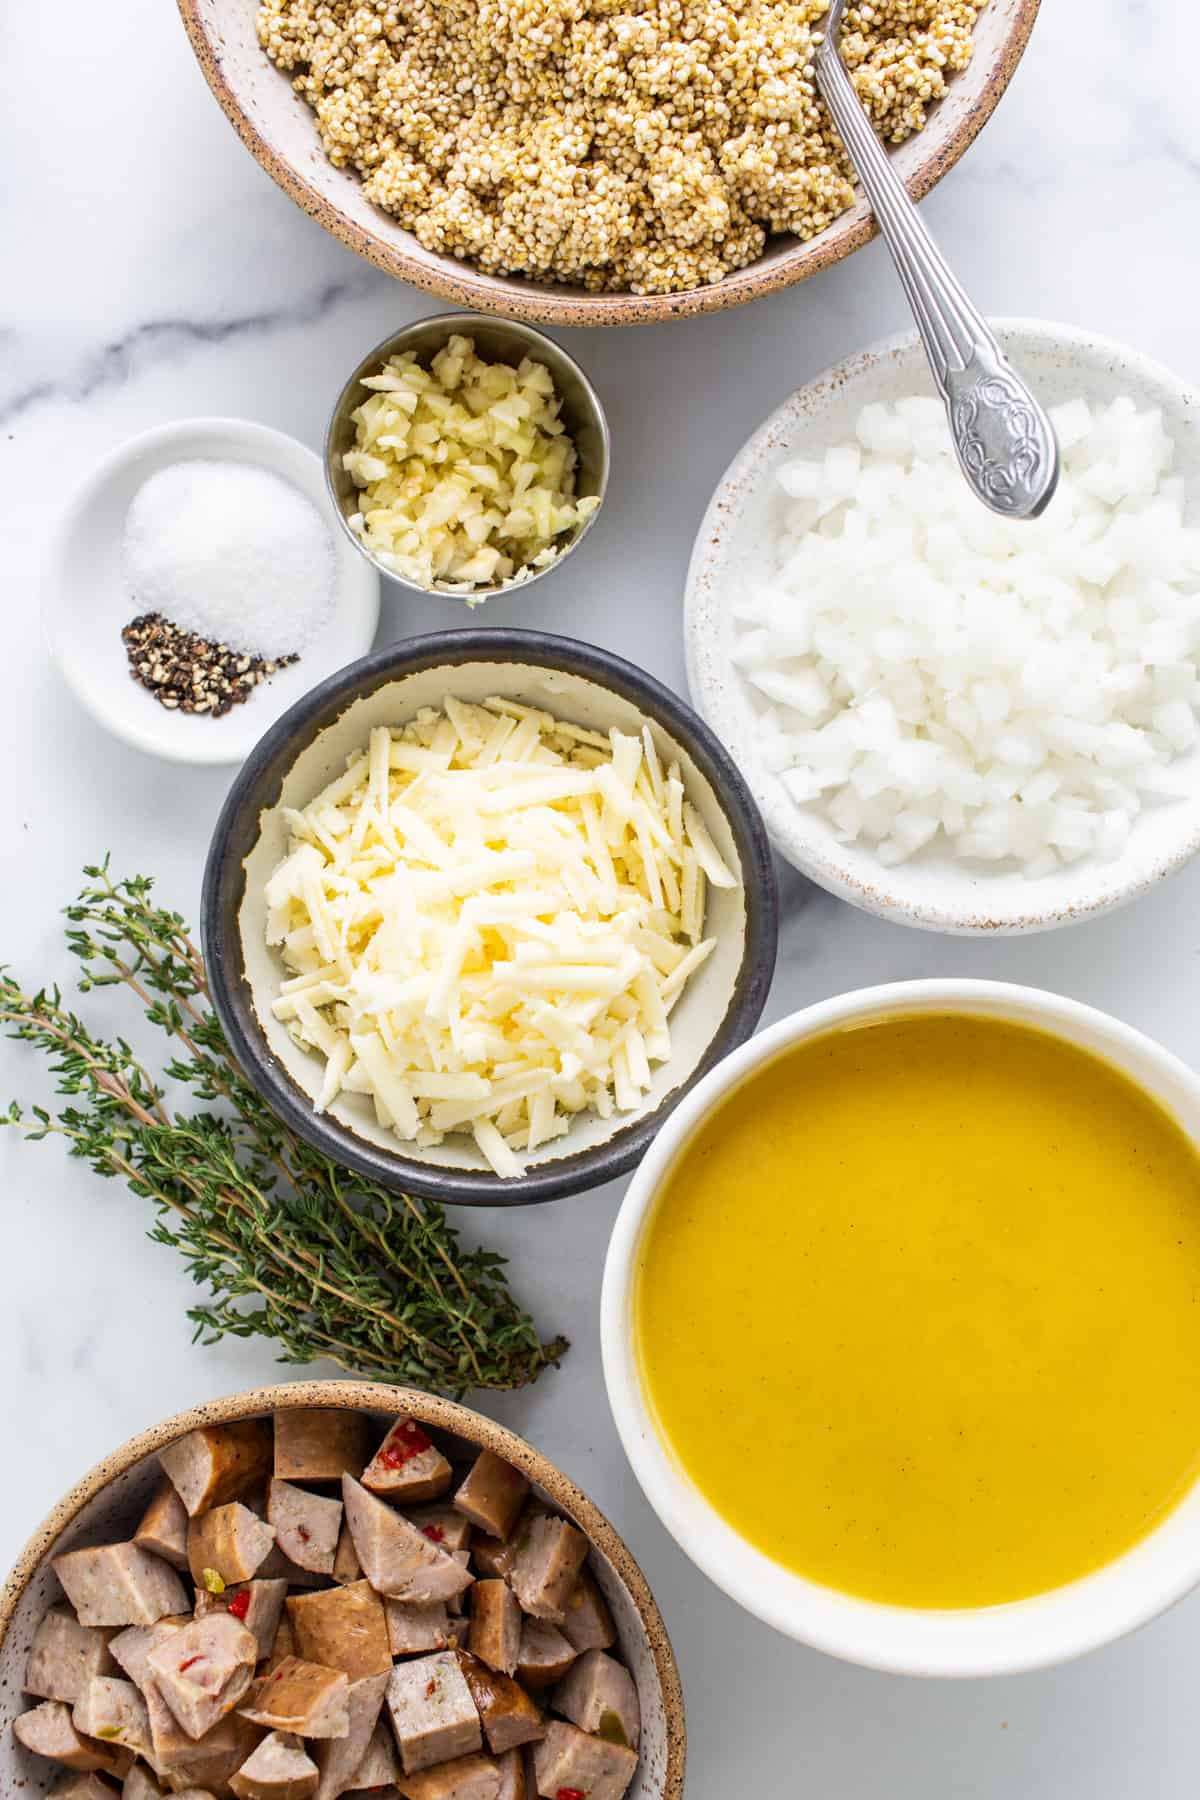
(202, 630, 777, 1205)
(685, 319, 1200, 933)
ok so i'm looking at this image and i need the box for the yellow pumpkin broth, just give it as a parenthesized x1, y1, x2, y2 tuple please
(634, 1012, 1200, 1609)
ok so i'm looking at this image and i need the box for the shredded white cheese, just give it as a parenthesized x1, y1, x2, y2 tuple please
(265, 698, 736, 1176)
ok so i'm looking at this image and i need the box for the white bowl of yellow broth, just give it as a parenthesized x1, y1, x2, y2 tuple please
(601, 980, 1200, 1676)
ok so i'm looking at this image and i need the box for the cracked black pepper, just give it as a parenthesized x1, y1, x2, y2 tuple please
(121, 613, 298, 718)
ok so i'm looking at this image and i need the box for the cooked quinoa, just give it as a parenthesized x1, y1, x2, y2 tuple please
(258, 0, 981, 295)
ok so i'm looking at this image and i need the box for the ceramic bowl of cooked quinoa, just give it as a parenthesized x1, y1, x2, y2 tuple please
(175, 0, 1041, 326)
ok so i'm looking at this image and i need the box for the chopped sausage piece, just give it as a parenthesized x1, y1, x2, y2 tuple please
(510, 1520, 587, 1626)
(469, 1536, 514, 1584)
(25, 1605, 118, 1704)
(452, 1457, 528, 1545)
(143, 1678, 262, 1778)
(13, 1698, 124, 1773)
(558, 1573, 615, 1657)
(229, 1729, 320, 1800)
(331, 1522, 362, 1588)
(274, 1412, 370, 1486)
(341, 1477, 473, 1606)
(467, 1583, 521, 1678)
(286, 1581, 391, 1681)
(385, 1598, 453, 1657)
(133, 1482, 191, 1572)
(349, 1718, 399, 1792)
(188, 1504, 278, 1589)
(311, 1669, 389, 1800)
(495, 1747, 527, 1800)
(267, 1482, 342, 1578)
(455, 1653, 543, 1756)
(257, 1544, 333, 1590)
(45, 1775, 122, 1800)
(385, 1652, 482, 1774)
(396, 1752, 501, 1800)
(194, 1579, 289, 1665)
(550, 1652, 639, 1753)
(147, 1612, 259, 1741)
(514, 1623, 575, 1693)
(108, 1618, 188, 1692)
(405, 1507, 473, 1555)
(264, 1611, 296, 1676)
(531, 1723, 637, 1800)
(53, 1545, 190, 1630)
(361, 1421, 452, 1505)
(122, 1766, 166, 1800)
(446, 1553, 474, 1619)
(159, 1423, 274, 1519)
(72, 1677, 153, 1756)
(238, 1658, 350, 1739)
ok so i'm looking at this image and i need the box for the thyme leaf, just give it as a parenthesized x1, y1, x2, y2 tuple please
(1, 862, 567, 1393)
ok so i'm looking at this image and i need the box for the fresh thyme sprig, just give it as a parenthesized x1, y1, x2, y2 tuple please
(0, 863, 567, 1393)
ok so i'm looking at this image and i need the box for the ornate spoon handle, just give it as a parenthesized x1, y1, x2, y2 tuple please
(815, 19, 1059, 519)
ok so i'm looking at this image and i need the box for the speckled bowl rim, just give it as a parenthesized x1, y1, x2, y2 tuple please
(173, 0, 1041, 328)
(201, 628, 778, 1207)
(0, 1382, 685, 1797)
(684, 316, 1200, 935)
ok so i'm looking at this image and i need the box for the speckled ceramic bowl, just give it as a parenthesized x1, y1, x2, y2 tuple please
(685, 319, 1200, 934)
(175, 0, 1039, 327)
(0, 1382, 685, 1799)
(202, 629, 778, 1205)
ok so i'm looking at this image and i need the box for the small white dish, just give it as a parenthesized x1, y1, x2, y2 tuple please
(601, 978, 1200, 1678)
(44, 417, 380, 765)
(684, 319, 1200, 934)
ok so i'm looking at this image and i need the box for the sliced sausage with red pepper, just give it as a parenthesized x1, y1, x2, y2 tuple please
(385, 1650, 482, 1773)
(361, 1418, 452, 1503)
(531, 1722, 638, 1800)
(145, 1613, 259, 1741)
(193, 1578, 289, 1665)
(266, 1480, 342, 1577)
(341, 1476, 473, 1605)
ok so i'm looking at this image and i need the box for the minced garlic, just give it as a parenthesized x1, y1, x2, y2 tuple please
(342, 336, 600, 595)
(264, 697, 737, 1178)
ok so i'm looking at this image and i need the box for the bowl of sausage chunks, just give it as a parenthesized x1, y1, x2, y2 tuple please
(0, 1383, 684, 1800)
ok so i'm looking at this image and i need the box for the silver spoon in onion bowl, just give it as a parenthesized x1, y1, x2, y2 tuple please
(814, 0, 1059, 520)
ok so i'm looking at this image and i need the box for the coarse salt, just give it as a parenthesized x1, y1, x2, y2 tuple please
(122, 459, 336, 660)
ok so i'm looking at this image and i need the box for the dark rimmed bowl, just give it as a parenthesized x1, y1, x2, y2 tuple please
(202, 629, 778, 1206)
(0, 1382, 686, 1800)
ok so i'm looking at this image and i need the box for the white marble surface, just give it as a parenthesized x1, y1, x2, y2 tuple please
(3, 2, 1199, 1794)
